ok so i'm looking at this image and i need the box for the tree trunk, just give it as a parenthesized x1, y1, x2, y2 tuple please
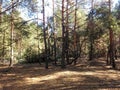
(0, 0, 2, 23)
(37, 12, 40, 64)
(119, 35, 120, 56)
(89, 0, 94, 61)
(2, 29, 6, 63)
(73, 0, 78, 65)
(109, 29, 116, 68)
(0, 0, 5, 63)
(9, 0, 14, 67)
(65, 0, 69, 64)
(52, 0, 57, 65)
(42, 0, 48, 69)
(108, 0, 116, 69)
(61, 0, 66, 68)
(89, 38, 94, 60)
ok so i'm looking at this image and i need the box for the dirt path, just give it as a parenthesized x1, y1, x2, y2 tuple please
(0, 58, 120, 90)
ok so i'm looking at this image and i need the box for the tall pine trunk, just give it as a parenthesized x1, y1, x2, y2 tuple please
(37, 12, 40, 64)
(0, 0, 5, 63)
(119, 35, 120, 56)
(61, 0, 66, 68)
(9, 0, 14, 67)
(2, 28, 5, 63)
(52, 0, 57, 65)
(0, 0, 2, 23)
(65, 0, 69, 64)
(108, 0, 116, 69)
(89, 0, 94, 61)
(73, 0, 78, 64)
(42, 0, 48, 69)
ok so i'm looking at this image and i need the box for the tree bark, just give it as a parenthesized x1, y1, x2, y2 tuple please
(65, 0, 69, 64)
(42, 0, 48, 69)
(52, 0, 57, 65)
(73, 0, 78, 65)
(61, 0, 66, 68)
(0, 0, 5, 63)
(9, 0, 14, 67)
(108, 0, 116, 69)
(89, 0, 94, 61)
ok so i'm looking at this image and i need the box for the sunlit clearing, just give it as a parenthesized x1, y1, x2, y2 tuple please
(25, 71, 80, 84)
(24, 70, 120, 85)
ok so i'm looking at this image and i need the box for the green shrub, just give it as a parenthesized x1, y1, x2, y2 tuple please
(24, 47, 39, 63)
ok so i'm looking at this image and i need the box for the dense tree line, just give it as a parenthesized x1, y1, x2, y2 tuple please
(0, 0, 120, 69)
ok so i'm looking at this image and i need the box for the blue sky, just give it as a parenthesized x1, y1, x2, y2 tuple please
(20, 0, 119, 21)
(114, 0, 119, 6)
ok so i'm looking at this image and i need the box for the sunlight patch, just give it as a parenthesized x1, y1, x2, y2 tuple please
(55, 71, 80, 76)
(25, 77, 45, 84)
(84, 72, 95, 75)
(6, 74, 16, 76)
(25, 71, 80, 84)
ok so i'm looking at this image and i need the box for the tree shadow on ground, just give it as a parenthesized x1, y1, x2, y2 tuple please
(2, 74, 120, 90)
(0, 58, 120, 90)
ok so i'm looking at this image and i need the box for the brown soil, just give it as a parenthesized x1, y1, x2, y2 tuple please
(0, 58, 120, 90)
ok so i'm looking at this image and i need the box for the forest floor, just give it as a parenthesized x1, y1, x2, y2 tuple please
(0, 58, 120, 90)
